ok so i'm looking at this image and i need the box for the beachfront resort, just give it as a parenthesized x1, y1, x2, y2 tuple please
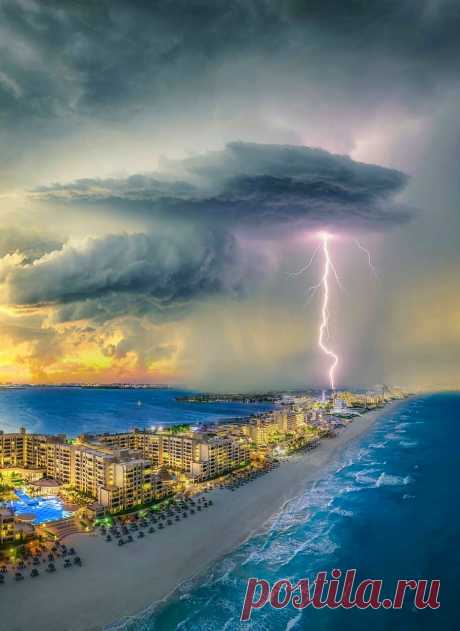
(0, 387, 406, 585)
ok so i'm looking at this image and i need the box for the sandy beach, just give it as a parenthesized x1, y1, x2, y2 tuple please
(2, 401, 402, 631)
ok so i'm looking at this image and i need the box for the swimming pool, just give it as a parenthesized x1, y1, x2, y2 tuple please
(8, 489, 73, 524)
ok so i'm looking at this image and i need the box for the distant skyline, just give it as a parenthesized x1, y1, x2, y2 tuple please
(0, 1, 459, 391)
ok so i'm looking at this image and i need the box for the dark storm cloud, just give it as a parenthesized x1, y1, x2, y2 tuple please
(2, 228, 253, 318)
(1, 0, 459, 128)
(0, 1, 280, 117)
(34, 142, 411, 230)
(0, 227, 61, 262)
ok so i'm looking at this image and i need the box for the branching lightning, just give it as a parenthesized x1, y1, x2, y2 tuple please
(287, 244, 320, 277)
(317, 232, 339, 390)
(354, 238, 378, 277)
(290, 232, 377, 391)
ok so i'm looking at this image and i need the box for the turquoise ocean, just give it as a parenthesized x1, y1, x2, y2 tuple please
(113, 392, 458, 631)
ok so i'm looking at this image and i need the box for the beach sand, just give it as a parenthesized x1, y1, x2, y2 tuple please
(2, 402, 402, 631)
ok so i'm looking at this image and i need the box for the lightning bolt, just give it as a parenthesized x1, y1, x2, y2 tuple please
(287, 244, 320, 277)
(354, 238, 378, 277)
(318, 232, 339, 390)
(290, 233, 377, 391)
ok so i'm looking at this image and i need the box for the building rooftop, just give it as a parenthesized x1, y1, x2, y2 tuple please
(158, 468, 175, 482)
(29, 478, 62, 488)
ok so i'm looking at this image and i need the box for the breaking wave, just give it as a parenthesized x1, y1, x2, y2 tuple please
(108, 397, 427, 631)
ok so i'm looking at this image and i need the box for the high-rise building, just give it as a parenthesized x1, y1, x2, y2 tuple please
(92, 429, 249, 482)
(0, 507, 16, 544)
(0, 427, 250, 510)
(0, 430, 172, 512)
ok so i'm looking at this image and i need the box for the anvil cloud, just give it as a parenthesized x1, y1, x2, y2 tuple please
(1, 142, 410, 320)
(35, 142, 411, 232)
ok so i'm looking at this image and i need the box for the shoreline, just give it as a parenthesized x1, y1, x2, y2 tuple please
(3, 401, 404, 631)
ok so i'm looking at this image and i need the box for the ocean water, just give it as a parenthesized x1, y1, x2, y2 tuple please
(0, 387, 274, 436)
(114, 392, 458, 631)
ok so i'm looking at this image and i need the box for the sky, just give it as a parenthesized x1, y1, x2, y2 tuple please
(0, 0, 459, 391)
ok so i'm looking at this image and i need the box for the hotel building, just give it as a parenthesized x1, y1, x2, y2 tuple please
(242, 418, 280, 446)
(0, 507, 16, 544)
(242, 407, 308, 447)
(0, 430, 173, 512)
(94, 429, 250, 482)
(0, 427, 250, 511)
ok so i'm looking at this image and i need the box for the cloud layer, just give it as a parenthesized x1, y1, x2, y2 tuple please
(35, 142, 411, 232)
(1, 0, 459, 193)
(1, 228, 252, 320)
(0, 141, 411, 330)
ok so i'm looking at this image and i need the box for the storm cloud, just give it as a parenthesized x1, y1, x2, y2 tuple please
(2, 228, 254, 319)
(0, 1, 458, 388)
(34, 142, 411, 232)
(1, 1, 459, 124)
(1, 1, 459, 191)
